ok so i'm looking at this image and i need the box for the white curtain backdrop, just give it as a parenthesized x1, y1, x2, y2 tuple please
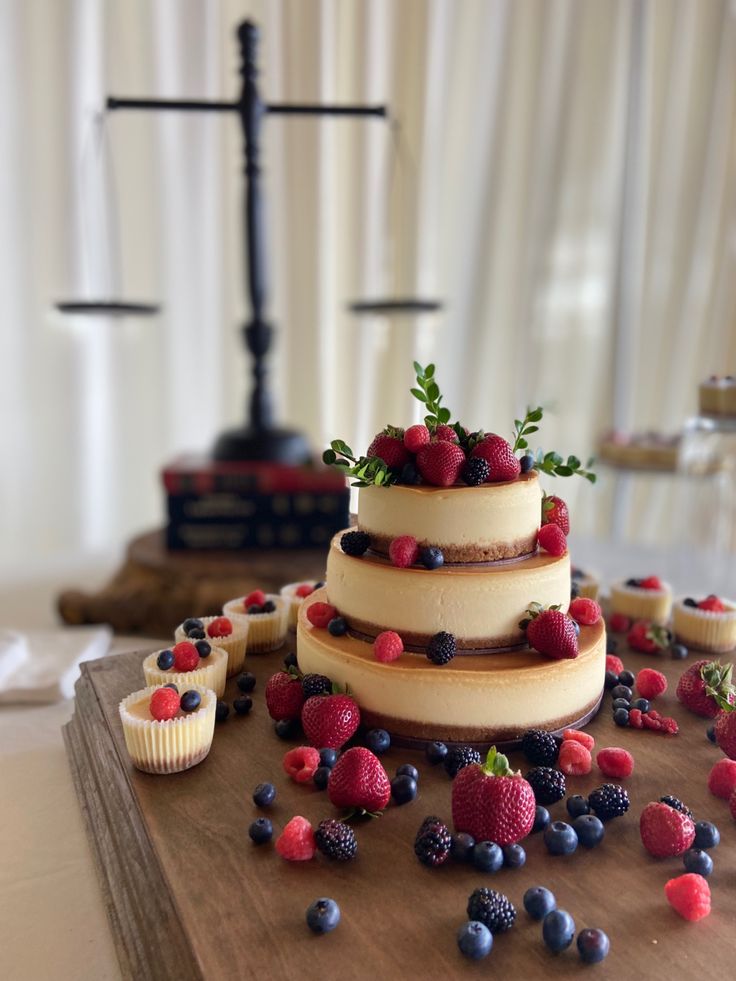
(1, 0, 735, 570)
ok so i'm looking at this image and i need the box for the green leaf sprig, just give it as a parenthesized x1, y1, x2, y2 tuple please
(322, 440, 397, 488)
(411, 362, 452, 428)
(512, 407, 543, 453)
(533, 449, 597, 484)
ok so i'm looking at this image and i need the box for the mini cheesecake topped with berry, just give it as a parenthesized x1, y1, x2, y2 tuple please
(142, 639, 228, 698)
(118, 684, 216, 774)
(699, 375, 736, 417)
(175, 616, 249, 677)
(280, 580, 324, 630)
(609, 576, 672, 625)
(673, 595, 736, 653)
(222, 591, 289, 653)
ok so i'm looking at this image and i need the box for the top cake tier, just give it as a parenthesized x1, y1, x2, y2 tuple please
(357, 471, 541, 563)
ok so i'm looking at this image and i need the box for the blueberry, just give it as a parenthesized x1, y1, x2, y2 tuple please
(577, 928, 610, 963)
(532, 805, 551, 833)
(163, 683, 179, 693)
(262, 600, 276, 613)
(426, 741, 448, 764)
(606, 637, 618, 653)
(570, 583, 580, 600)
(612, 697, 631, 711)
(683, 848, 713, 876)
(707, 724, 717, 743)
(419, 546, 445, 570)
(364, 728, 391, 755)
(544, 821, 578, 856)
(457, 921, 493, 960)
(631, 697, 650, 712)
(523, 886, 556, 920)
(618, 670, 635, 687)
(472, 841, 503, 873)
(671, 643, 689, 660)
(327, 617, 348, 636)
(306, 898, 340, 935)
(283, 651, 298, 669)
(180, 690, 201, 713)
(396, 763, 419, 782)
(215, 701, 229, 722)
(248, 604, 263, 615)
(572, 814, 605, 848)
(253, 782, 276, 807)
(319, 748, 338, 768)
(613, 708, 630, 727)
(566, 795, 590, 819)
(625, 578, 641, 588)
(450, 832, 476, 862)
(248, 817, 272, 844)
(237, 672, 256, 693)
(187, 628, 206, 640)
(233, 696, 253, 715)
(313, 766, 331, 791)
(542, 909, 576, 952)
(182, 617, 204, 634)
(156, 649, 174, 670)
(683, 597, 698, 608)
(390, 774, 417, 805)
(693, 821, 720, 850)
(314, 581, 325, 590)
(399, 461, 421, 485)
(604, 670, 620, 690)
(611, 684, 633, 701)
(520, 454, 534, 473)
(571, 620, 581, 637)
(274, 718, 299, 739)
(503, 843, 526, 869)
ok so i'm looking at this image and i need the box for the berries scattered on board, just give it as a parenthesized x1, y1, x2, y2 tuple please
(451, 747, 536, 846)
(558, 740, 592, 776)
(275, 816, 317, 861)
(525, 767, 566, 806)
(414, 818, 452, 867)
(314, 819, 358, 861)
(327, 747, 391, 814)
(306, 898, 341, 934)
(664, 873, 711, 921)
(265, 671, 305, 722)
(588, 784, 630, 821)
(302, 692, 361, 749)
(282, 746, 321, 784)
(466, 887, 517, 934)
(596, 747, 634, 779)
(521, 729, 559, 767)
(639, 802, 695, 858)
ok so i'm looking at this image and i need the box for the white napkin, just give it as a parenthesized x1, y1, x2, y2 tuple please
(0, 626, 112, 704)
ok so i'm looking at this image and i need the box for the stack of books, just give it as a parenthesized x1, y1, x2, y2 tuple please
(163, 456, 350, 551)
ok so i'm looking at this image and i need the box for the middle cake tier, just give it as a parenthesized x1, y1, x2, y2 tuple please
(326, 532, 571, 651)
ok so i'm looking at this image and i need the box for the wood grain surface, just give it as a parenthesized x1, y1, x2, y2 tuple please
(65, 638, 736, 981)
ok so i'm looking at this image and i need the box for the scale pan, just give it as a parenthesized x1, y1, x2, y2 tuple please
(55, 299, 161, 317)
(348, 298, 443, 315)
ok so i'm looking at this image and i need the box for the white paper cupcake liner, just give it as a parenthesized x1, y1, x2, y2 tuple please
(280, 581, 319, 630)
(174, 617, 249, 677)
(610, 581, 672, 622)
(118, 685, 216, 775)
(223, 594, 288, 652)
(142, 646, 228, 698)
(672, 599, 736, 653)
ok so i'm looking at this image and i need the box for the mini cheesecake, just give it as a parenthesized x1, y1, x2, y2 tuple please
(571, 567, 599, 601)
(609, 578, 672, 624)
(222, 595, 288, 653)
(142, 644, 228, 698)
(699, 376, 736, 417)
(673, 597, 736, 653)
(119, 685, 216, 774)
(175, 616, 249, 677)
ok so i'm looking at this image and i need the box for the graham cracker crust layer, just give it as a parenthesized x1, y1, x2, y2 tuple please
(361, 531, 539, 564)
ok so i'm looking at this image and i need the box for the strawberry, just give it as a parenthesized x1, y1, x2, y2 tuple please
(275, 815, 316, 861)
(542, 494, 570, 535)
(172, 641, 200, 672)
(707, 758, 736, 799)
(327, 746, 391, 814)
(388, 535, 419, 567)
(606, 654, 625, 675)
(636, 668, 667, 700)
(597, 748, 634, 779)
(730, 790, 736, 821)
(664, 874, 711, 921)
(676, 660, 736, 718)
(639, 575, 663, 590)
(698, 594, 726, 612)
(639, 801, 695, 857)
(714, 709, 736, 760)
(558, 740, 592, 775)
(306, 601, 337, 629)
(416, 440, 466, 486)
(373, 631, 404, 663)
(562, 728, 595, 751)
(265, 671, 305, 721)
(434, 424, 459, 443)
(521, 604, 579, 660)
(537, 524, 567, 557)
(367, 426, 410, 470)
(609, 612, 631, 633)
(627, 620, 670, 654)
(470, 434, 521, 482)
(283, 746, 321, 784)
(451, 747, 536, 846)
(403, 424, 430, 453)
(301, 692, 360, 749)
(569, 597, 601, 625)
(149, 686, 180, 721)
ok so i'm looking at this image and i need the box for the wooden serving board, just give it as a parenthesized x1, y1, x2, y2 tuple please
(64, 640, 736, 981)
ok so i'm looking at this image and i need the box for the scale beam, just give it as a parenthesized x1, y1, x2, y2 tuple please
(107, 97, 386, 118)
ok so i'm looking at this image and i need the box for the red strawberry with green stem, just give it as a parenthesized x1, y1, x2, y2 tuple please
(451, 746, 536, 845)
(541, 494, 570, 535)
(676, 660, 736, 718)
(301, 687, 361, 748)
(265, 669, 305, 721)
(627, 620, 670, 654)
(367, 426, 410, 470)
(471, 434, 521, 482)
(416, 440, 466, 487)
(714, 708, 736, 760)
(520, 603, 579, 660)
(327, 746, 391, 816)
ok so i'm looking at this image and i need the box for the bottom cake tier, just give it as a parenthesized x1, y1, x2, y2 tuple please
(296, 589, 606, 749)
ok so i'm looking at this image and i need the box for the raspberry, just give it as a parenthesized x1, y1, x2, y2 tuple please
(172, 641, 200, 672)
(660, 717, 679, 734)
(664, 874, 711, 921)
(609, 612, 631, 633)
(636, 668, 668, 700)
(537, 523, 567, 557)
(569, 597, 602, 625)
(388, 535, 419, 568)
(149, 686, 180, 721)
(208, 616, 233, 638)
(562, 729, 595, 751)
(558, 739, 592, 776)
(596, 747, 634, 779)
(629, 708, 644, 729)
(244, 589, 267, 608)
(403, 424, 431, 453)
(639, 575, 664, 590)
(642, 713, 663, 731)
(707, 758, 736, 800)
(295, 583, 315, 598)
(374, 631, 404, 663)
(275, 815, 317, 861)
(698, 595, 726, 613)
(606, 654, 625, 675)
(306, 602, 337, 629)
(283, 746, 321, 784)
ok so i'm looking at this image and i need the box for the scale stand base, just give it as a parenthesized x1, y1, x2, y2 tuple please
(212, 425, 312, 464)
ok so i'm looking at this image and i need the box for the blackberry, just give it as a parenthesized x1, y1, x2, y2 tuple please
(315, 819, 358, 861)
(659, 795, 693, 818)
(427, 631, 456, 666)
(444, 746, 482, 779)
(340, 530, 371, 557)
(520, 729, 559, 767)
(462, 458, 490, 486)
(588, 783, 630, 821)
(302, 673, 332, 698)
(525, 767, 566, 805)
(419, 814, 444, 832)
(466, 888, 516, 934)
(414, 820, 452, 867)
